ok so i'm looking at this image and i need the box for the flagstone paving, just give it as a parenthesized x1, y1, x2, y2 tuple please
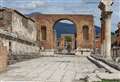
(0, 55, 106, 82)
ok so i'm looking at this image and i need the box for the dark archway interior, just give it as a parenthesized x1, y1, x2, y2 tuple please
(54, 19, 77, 50)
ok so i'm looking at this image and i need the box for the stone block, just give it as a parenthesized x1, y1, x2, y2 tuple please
(96, 73, 120, 80)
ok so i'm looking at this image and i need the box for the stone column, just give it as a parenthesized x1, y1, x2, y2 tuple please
(105, 12, 112, 59)
(99, 0, 113, 59)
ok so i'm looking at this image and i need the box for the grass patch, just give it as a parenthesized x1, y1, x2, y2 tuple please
(102, 79, 120, 82)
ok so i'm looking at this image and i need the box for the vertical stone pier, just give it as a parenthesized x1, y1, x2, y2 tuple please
(0, 43, 8, 72)
(105, 12, 112, 59)
(99, 0, 113, 59)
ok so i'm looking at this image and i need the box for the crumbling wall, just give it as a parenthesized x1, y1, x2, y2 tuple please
(0, 38, 9, 52)
(0, 9, 12, 31)
(12, 12, 37, 42)
(0, 8, 40, 64)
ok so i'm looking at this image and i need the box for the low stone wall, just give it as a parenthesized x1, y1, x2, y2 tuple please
(75, 48, 93, 56)
(0, 45, 8, 72)
(11, 41, 39, 55)
(9, 41, 40, 64)
(0, 28, 40, 64)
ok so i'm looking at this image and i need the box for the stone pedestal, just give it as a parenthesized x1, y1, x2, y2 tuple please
(0, 45, 8, 72)
(75, 48, 93, 56)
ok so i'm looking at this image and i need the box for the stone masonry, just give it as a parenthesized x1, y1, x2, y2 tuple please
(0, 8, 40, 64)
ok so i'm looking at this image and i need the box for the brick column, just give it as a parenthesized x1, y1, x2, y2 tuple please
(0, 43, 8, 72)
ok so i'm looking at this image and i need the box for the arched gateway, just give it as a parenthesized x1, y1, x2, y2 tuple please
(34, 14, 94, 50)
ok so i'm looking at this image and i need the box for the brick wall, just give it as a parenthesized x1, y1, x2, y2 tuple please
(34, 14, 94, 49)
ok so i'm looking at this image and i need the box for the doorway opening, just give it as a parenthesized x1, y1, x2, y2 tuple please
(54, 19, 76, 54)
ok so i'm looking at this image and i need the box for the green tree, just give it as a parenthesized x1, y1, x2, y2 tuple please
(65, 36, 72, 42)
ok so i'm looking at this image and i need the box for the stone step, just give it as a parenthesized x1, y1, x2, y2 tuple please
(88, 56, 119, 73)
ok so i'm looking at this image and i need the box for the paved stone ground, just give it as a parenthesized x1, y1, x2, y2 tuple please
(0, 55, 104, 82)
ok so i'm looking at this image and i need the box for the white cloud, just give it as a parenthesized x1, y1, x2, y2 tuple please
(60, 20, 73, 24)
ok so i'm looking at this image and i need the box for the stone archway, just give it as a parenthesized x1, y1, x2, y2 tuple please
(53, 19, 77, 50)
(34, 14, 94, 50)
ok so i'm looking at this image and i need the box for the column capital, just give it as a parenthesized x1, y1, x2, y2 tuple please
(101, 11, 112, 20)
(98, 2, 105, 11)
(99, 0, 113, 12)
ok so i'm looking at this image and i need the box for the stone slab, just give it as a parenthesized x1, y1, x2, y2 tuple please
(97, 73, 120, 80)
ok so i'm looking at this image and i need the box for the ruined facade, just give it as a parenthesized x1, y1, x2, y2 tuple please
(0, 8, 39, 61)
(115, 22, 120, 46)
(34, 14, 95, 50)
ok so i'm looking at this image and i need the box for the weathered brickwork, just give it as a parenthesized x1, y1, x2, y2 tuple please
(95, 37, 101, 49)
(0, 42, 8, 72)
(34, 14, 95, 49)
(0, 9, 12, 31)
(59, 37, 65, 49)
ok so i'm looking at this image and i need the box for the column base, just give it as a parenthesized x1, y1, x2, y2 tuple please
(75, 48, 93, 56)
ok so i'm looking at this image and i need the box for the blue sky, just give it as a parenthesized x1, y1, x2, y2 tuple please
(0, 0, 120, 32)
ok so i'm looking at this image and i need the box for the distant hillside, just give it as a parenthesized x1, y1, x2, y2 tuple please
(95, 25, 101, 35)
(25, 12, 42, 17)
(54, 22, 101, 38)
(54, 22, 76, 38)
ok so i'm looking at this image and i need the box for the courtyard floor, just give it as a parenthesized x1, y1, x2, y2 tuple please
(0, 55, 104, 82)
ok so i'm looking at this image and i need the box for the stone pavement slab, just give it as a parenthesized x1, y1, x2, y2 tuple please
(0, 55, 110, 82)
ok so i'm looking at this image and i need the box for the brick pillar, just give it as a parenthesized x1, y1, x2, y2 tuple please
(0, 43, 8, 72)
